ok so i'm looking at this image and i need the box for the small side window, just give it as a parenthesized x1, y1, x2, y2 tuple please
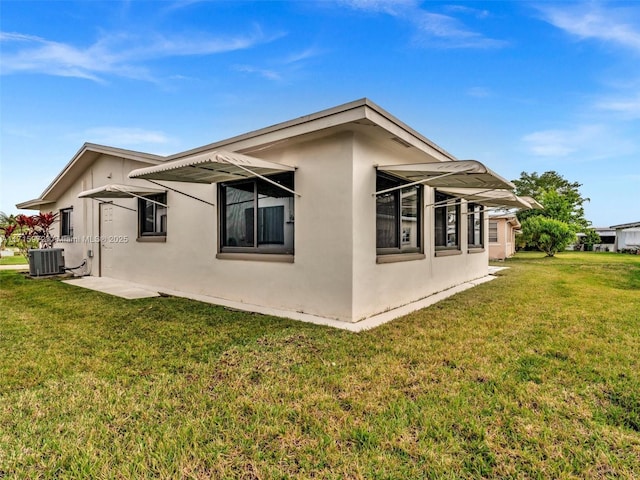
(467, 203, 484, 248)
(138, 193, 167, 237)
(376, 172, 422, 255)
(434, 192, 460, 250)
(60, 208, 73, 237)
(489, 222, 498, 243)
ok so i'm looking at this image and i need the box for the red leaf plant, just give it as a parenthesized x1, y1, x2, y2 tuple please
(12, 211, 59, 256)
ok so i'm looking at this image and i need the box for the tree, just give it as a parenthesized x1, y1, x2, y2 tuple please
(521, 216, 576, 257)
(513, 171, 590, 231)
(577, 229, 601, 251)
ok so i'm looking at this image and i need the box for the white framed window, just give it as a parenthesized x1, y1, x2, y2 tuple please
(489, 222, 498, 243)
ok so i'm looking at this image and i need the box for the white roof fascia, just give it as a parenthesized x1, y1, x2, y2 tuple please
(15, 198, 54, 210)
(610, 221, 640, 229)
(167, 99, 457, 163)
(363, 103, 455, 162)
(18, 143, 166, 208)
(40, 143, 165, 199)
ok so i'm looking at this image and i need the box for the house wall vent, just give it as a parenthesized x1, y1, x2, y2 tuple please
(28, 248, 65, 276)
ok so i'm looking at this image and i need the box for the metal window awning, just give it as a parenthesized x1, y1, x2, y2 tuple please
(78, 184, 166, 199)
(376, 160, 515, 192)
(78, 184, 168, 208)
(437, 187, 533, 209)
(128, 149, 299, 196)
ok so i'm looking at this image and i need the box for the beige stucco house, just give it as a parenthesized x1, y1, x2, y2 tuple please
(488, 213, 521, 260)
(18, 99, 531, 326)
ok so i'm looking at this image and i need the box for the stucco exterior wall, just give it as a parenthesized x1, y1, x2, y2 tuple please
(52, 135, 357, 322)
(350, 133, 488, 321)
(44, 130, 490, 324)
(48, 155, 158, 274)
(489, 217, 517, 260)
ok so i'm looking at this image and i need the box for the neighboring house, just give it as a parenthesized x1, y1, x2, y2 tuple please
(611, 221, 640, 252)
(592, 227, 616, 252)
(488, 213, 521, 260)
(17, 99, 531, 325)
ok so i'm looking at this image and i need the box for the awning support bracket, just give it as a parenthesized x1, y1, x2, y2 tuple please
(116, 189, 168, 207)
(91, 199, 137, 212)
(219, 154, 301, 197)
(425, 187, 498, 208)
(373, 170, 470, 196)
(144, 179, 216, 207)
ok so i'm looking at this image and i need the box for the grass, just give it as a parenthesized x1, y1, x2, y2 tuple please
(1, 251, 639, 479)
(0, 254, 27, 265)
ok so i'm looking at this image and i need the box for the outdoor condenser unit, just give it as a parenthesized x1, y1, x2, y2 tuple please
(28, 248, 65, 276)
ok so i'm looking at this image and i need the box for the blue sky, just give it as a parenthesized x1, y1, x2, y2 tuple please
(1, 0, 639, 226)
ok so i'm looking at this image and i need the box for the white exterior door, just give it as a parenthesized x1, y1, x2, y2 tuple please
(99, 203, 114, 277)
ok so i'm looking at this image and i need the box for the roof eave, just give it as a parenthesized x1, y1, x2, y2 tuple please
(610, 221, 640, 229)
(32, 143, 167, 204)
(15, 198, 54, 210)
(168, 98, 458, 163)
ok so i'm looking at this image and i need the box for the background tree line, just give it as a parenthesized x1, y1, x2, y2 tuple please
(513, 171, 599, 256)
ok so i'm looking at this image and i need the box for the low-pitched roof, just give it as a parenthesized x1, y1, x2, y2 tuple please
(18, 98, 509, 210)
(610, 221, 640, 229)
(17, 143, 164, 209)
(167, 98, 458, 163)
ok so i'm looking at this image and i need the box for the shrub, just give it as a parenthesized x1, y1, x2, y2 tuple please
(521, 216, 575, 257)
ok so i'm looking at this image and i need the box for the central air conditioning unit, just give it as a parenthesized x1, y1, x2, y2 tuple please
(28, 248, 65, 276)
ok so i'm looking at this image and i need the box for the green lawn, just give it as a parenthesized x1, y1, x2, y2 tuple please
(0, 254, 27, 265)
(1, 252, 639, 479)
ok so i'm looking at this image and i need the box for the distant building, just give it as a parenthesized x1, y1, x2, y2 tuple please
(611, 221, 640, 252)
(593, 227, 616, 252)
(488, 213, 520, 260)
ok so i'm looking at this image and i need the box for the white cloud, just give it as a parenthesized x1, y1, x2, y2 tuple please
(523, 128, 582, 157)
(83, 127, 171, 147)
(283, 46, 323, 64)
(443, 5, 490, 19)
(595, 93, 640, 119)
(467, 87, 491, 98)
(231, 45, 323, 82)
(536, 3, 640, 52)
(338, 0, 414, 16)
(338, 0, 506, 49)
(0, 26, 281, 83)
(232, 64, 282, 81)
(522, 123, 636, 160)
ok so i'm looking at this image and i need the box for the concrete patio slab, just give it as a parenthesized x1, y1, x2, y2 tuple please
(63, 276, 160, 299)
